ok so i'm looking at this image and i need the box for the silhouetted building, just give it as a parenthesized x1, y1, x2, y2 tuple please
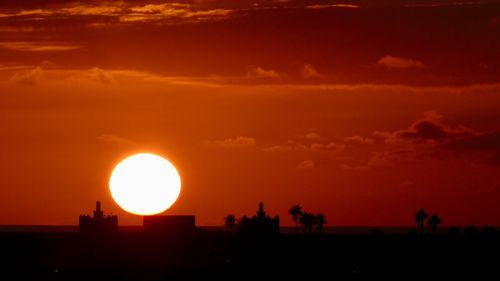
(238, 202, 280, 235)
(143, 215, 196, 235)
(79, 201, 118, 233)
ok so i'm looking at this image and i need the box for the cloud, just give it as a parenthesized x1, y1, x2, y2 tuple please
(296, 160, 315, 171)
(61, 5, 124, 16)
(396, 120, 473, 140)
(392, 111, 475, 141)
(4, 63, 500, 90)
(0, 42, 82, 52)
(261, 133, 369, 154)
(0, 4, 123, 19)
(264, 139, 344, 153)
(9, 66, 120, 85)
(378, 55, 425, 69)
(339, 163, 370, 170)
(129, 3, 190, 13)
(263, 140, 307, 152)
(367, 151, 396, 167)
(373, 111, 476, 146)
(366, 112, 500, 167)
(306, 4, 361, 9)
(87, 67, 115, 84)
(247, 66, 284, 79)
(10, 66, 43, 85)
(0, 3, 232, 25)
(344, 136, 374, 147)
(121, 4, 232, 23)
(441, 130, 500, 166)
(0, 26, 36, 33)
(443, 130, 500, 151)
(404, 2, 486, 8)
(301, 64, 324, 79)
(302, 132, 321, 140)
(310, 142, 344, 151)
(203, 136, 256, 148)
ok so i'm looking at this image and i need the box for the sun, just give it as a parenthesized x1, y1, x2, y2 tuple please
(109, 153, 181, 216)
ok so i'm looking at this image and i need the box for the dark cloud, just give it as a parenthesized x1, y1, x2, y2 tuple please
(390, 112, 475, 141)
(396, 120, 475, 140)
(443, 130, 500, 151)
(369, 112, 500, 166)
(442, 130, 500, 166)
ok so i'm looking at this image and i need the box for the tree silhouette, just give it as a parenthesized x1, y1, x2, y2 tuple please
(237, 215, 250, 232)
(427, 214, 442, 233)
(481, 225, 497, 236)
(414, 208, 429, 234)
(314, 213, 327, 233)
(289, 204, 303, 234)
(299, 212, 314, 234)
(464, 225, 478, 237)
(224, 214, 237, 231)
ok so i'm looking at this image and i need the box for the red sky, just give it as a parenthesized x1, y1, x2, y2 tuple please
(0, 0, 500, 226)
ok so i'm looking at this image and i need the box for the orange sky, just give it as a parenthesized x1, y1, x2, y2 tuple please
(0, 0, 500, 226)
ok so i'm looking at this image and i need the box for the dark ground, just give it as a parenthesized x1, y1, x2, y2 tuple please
(1, 229, 499, 280)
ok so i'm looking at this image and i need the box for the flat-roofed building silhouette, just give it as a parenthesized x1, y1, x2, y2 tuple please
(143, 215, 196, 234)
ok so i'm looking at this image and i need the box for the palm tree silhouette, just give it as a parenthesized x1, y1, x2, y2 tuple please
(314, 213, 327, 233)
(224, 214, 237, 231)
(299, 212, 314, 234)
(414, 208, 429, 234)
(289, 204, 303, 234)
(427, 214, 442, 233)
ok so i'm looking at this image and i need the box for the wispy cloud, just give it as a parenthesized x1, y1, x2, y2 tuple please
(378, 55, 425, 69)
(10, 66, 43, 85)
(202, 136, 257, 148)
(301, 63, 324, 79)
(310, 142, 344, 151)
(296, 160, 315, 171)
(0, 3, 233, 24)
(263, 140, 308, 152)
(121, 4, 231, 23)
(247, 66, 284, 79)
(306, 4, 361, 9)
(263, 140, 344, 153)
(0, 42, 82, 52)
(301, 132, 321, 140)
(8, 65, 123, 85)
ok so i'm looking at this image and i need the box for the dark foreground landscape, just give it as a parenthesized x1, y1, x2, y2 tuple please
(1, 228, 499, 281)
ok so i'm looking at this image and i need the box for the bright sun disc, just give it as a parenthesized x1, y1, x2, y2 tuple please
(109, 153, 181, 216)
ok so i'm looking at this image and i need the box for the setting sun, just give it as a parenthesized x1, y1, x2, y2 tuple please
(109, 153, 181, 216)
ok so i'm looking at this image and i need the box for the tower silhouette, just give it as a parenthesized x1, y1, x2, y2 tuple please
(79, 201, 118, 234)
